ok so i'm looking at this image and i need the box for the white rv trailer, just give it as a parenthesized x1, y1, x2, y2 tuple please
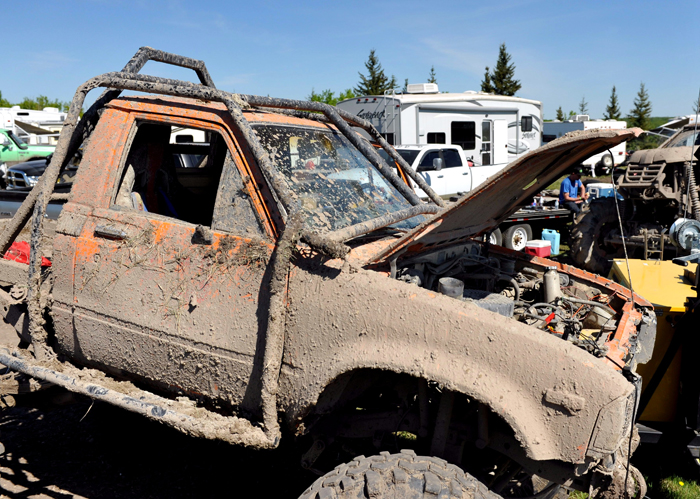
(543, 116, 627, 175)
(0, 106, 68, 145)
(336, 84, 543, 169)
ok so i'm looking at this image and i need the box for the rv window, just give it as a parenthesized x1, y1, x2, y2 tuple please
(521, 116, 533, 132)
(542, 134, 556, 143)
(427, 132, 446, 144)
(382, 133, 395, 145)
(451, 122, 475, 151)
(442, 149, 462, 168)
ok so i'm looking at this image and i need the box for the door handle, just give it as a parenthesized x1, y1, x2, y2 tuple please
(94, 225, 127, 240)
(462, 172, 469, 175)
(437, 175, 444, 178)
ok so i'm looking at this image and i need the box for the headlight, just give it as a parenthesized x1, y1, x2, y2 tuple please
(27, 176, 40, 186)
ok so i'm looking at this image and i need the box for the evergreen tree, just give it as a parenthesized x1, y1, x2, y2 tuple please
(355, 50, 397, 96)
(556, 107, 565, 121)
(480, 67, 494, 93)
(402, 78, 408, 93)
(692, 92, 700, 114)
(484, 44, 521, 96)
(628, 82, 652, 130)
(603, 86, 621, 120)
(427, 66, 437, 84)
(578, 97, 588, 115)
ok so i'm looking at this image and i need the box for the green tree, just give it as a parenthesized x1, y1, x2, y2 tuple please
(0, 91, 10, 108)
(692, 92, 700, 114)
(480, 66, 494, 93)
(17, 95, 70, 112)
(628, 82, 652, 130)
(556, 107, 565, 121)
(481, 44, 521, 96)
(427, 65, 437, 84)
(402, 78, 409, 93)
(355, 49, 397, 96)
(308, 88, 355, 106)
(603, 86, 621, 120)
(578, 97, 588, 115)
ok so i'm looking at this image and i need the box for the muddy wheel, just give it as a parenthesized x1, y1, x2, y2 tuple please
(298, 450, 502, 499)
(570, 198, 625, 274)
(503, 224, 531, 251)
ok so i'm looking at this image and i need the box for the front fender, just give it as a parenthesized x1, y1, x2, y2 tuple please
(279, 258, 634, 464)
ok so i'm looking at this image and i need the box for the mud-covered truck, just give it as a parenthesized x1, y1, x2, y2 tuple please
(0, 48, 655, 498)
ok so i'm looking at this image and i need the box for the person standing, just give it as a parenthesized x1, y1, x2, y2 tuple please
(559, 167, 589, 214)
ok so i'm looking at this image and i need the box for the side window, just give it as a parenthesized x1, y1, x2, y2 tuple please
(521, 116, 533, 132)
(542, 134, 556, 143)
(417, 150, 440, 172)
(112, 122, 265, 237)
(441, 150, 463, 168)
(382, 133, 395, 145)
(451, 122, 475, 150)
(427, 132, 446, 144)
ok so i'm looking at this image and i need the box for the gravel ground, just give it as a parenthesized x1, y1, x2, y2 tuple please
(0, 388, 314, 499)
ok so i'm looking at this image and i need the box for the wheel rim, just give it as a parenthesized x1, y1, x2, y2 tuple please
(511, 228, 527, 251)
(489, 232, 498, 245)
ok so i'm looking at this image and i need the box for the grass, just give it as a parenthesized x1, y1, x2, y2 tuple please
(657, 475, 700, 499)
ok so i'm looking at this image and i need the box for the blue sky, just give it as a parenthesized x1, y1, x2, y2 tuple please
(2, 0, 699, 119)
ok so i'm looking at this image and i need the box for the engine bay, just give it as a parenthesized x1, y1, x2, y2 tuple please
(394, 240, 654, 371)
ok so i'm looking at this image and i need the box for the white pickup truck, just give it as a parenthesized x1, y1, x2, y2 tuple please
(380, 144, 506, 198)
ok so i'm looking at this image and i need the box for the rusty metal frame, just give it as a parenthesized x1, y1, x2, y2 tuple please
(0, 47, 445, 447)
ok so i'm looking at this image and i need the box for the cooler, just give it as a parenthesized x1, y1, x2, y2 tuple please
(524, 240, 551, 258)
(541, 229, 560, 255)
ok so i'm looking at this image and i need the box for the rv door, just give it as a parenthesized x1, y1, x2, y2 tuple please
(481, 120, 492, 165)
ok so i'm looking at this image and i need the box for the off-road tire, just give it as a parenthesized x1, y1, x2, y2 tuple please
(502, 224, 532, 251)
(298, 450, 502, 499)
(570, 198, 624, 274)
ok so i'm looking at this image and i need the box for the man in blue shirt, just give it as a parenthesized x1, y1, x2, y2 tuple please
(559, 167, 589, 214)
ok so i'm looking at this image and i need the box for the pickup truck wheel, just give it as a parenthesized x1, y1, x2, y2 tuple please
(298, 450, 502, 499)
(502, 224, 531, 251)
(570, 198, 624, 274)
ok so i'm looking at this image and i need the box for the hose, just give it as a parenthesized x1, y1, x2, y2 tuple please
(498, 276, 521, 302)
(560, 296, 616, 317)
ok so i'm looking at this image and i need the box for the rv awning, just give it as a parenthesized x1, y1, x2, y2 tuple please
(14, 120, 57, 135)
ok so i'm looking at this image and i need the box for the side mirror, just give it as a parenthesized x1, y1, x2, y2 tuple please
(18, 143, 28, 150)
(433, 158, 443, 171)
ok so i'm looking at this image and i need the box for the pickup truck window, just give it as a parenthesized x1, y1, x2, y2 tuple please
(451, 121, 475, 151)
(417, 149, 462, 171)
(112, 122, 265, 237)
(396, 149, 419, 166)
(7, 131, 28, 149)
(253, 124, 422, 232)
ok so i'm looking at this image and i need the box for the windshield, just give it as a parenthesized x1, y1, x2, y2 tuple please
(253, 124, 424, 232)
(665, 129, 700, 148)
(396, 149, 420, 166)
(8, 131, 27, 148)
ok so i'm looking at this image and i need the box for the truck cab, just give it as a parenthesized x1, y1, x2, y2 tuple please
(0, 128, 54, 167)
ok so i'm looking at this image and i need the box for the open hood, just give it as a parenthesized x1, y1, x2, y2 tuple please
(369, 128, 641, 264)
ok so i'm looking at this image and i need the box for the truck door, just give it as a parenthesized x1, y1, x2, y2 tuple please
(414, 149, 445, 196)
(52, 113, 275, 411)
(437, 149, 471, 196)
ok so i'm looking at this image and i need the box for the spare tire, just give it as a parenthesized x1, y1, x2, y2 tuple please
(570, 198, 625, 274)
